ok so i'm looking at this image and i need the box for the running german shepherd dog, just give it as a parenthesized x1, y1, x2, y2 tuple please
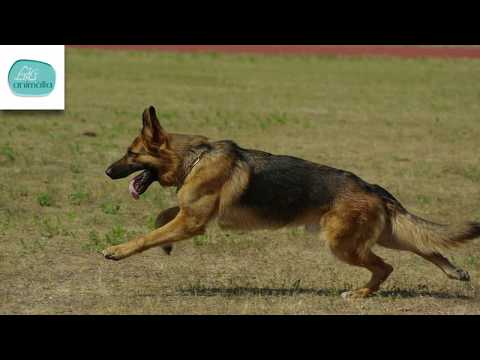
(104, 106, 480, 298)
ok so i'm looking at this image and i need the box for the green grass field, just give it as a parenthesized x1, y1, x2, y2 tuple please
(1, 48, 480, 314)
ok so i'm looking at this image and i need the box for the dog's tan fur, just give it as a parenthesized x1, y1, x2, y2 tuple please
(104, 106, 480, 298)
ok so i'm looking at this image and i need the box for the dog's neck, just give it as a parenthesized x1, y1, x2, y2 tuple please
(160, 133, 210, 188)
(175, 144, 212, 190)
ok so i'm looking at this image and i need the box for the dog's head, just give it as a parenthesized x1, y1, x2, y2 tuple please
(105, 106, 179, 199)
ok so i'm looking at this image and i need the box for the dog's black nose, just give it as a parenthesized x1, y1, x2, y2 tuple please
(105, 167, 113, 178)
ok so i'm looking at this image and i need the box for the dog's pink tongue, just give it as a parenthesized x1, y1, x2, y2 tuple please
(128, 178, 140, 200)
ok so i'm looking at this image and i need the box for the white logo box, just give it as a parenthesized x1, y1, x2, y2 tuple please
(0, 45, 64, 110)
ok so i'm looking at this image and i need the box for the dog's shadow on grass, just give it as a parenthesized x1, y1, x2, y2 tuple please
(178, 286, 471, 300)
(178, 286, 343, 298)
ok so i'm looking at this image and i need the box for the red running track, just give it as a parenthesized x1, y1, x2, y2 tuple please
(68, 45, 480, 59)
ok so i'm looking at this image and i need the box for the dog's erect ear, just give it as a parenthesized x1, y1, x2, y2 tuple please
(141, 106, 166, 145)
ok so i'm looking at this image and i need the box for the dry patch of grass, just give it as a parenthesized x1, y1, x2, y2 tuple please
(1, 49, 480, 314)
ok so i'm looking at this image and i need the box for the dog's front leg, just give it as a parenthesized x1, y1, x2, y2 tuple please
(155, 206, 180, 255)
(101, 210, 206, 260)
(102, 194, 218, 261)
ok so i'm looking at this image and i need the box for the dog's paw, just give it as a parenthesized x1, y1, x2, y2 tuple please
(102, 245, 129, 261)
(455, 269, 470, 282)
(341, 288, 372, 299)
(341, 291, 357, 299)
(162, 245, 173, 255)
(446, 268, 471, 282)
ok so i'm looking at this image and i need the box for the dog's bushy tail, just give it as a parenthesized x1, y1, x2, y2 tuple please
(391, 211, 480, 253)
(370, 184, 480, 252)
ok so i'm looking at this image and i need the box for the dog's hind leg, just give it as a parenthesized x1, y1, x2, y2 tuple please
(329, 245, 393, 299)
(155, 207, 180, 255)
(323, 196, 393, 299)
(415, 251, 470, 281)
(344, 251, 393, 299)
(378, 237, 470, 282)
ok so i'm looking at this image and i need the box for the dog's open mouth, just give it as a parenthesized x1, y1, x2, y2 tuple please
(128, 170, 157, 200)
